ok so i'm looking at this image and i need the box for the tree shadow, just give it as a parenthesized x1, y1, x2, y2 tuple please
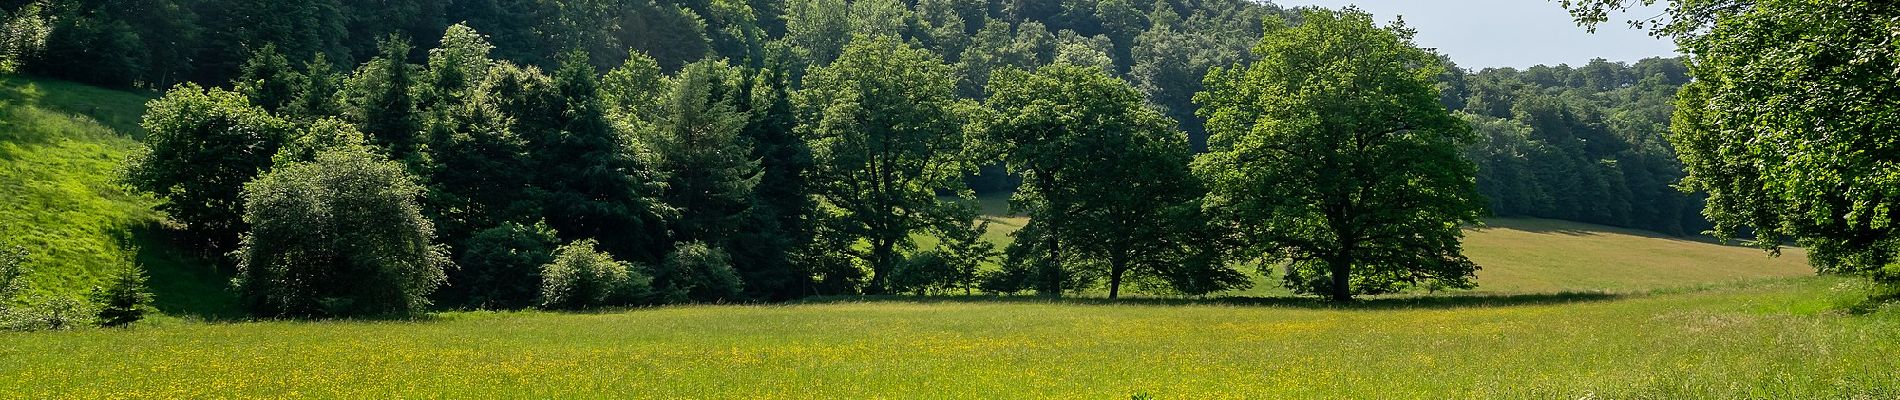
(123, 223, 245, 322)
(792, 291, 1626, 310)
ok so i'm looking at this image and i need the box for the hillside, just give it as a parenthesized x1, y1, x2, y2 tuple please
(0, 75, 235, 318)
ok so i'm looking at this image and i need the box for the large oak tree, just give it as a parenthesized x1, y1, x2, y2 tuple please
(1193, 7, 1483, 302)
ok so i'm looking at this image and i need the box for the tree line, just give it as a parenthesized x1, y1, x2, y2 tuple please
(0, 0, 1276, 157)
(1445, 57, 1705, 236)
(94, 4, 1492, 317)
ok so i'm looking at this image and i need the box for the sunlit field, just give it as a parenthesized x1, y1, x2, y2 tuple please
(5, 277, 1897, 398)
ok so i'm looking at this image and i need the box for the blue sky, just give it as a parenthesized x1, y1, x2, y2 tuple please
(1273, 0, 1679, 69)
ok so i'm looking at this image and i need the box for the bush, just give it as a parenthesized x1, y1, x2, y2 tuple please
(3, 248, 92, 331)
(235, 143, 450, 318)
(92, 261, 153, 328)
(655, 242, 743, 304)
(3, 296, 91, 332)
(540, 239, 652, 310)
(452, 222, 559, 310)
(890, 251, 969, 296)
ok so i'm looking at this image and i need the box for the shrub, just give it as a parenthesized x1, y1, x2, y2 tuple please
(890, 251, 965, 296)
(656, 242, 743, 304)
(3, 249, 92, 332)
(540, 239, 652, 310)
(453, 222, 560, 310)
(5, 296, 91, 331)
(235, 143, 450, 318)
(92, 261, 153, 328)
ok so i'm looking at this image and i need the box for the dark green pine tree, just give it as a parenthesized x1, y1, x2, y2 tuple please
(93, 261, 153, 328)
(730, 44, 816, 300)
(527, 52, 670, 264)
(287, 53, 345, 121)
(347, 36, 427, 170)
(234, 44, 303, 114)
(648, 59, 759, 245)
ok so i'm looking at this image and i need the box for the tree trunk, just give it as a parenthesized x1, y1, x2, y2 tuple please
(1328, 252, 1353, 302)
(870, 238, 895, 295)
(1108, 254, 1128, 300)
(1037, 173, 1064, 298)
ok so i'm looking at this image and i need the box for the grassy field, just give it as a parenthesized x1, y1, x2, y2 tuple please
(3, 277, 1896, 398)
(1463, 218, 1812, 293)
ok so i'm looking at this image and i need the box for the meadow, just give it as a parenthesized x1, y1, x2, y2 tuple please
(4, 277, 1897, 398)
(2, 76, 1894, 399)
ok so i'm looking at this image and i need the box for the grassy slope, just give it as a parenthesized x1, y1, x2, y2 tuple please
(1464, 218, 1812, 293)
(2, 278, 1895, 398)
(0, 75, 236, 318)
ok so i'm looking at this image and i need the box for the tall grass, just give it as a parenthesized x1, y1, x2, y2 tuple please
(1, 277, 1893, 398)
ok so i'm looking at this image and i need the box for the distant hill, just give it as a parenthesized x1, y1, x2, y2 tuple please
(0, 75, 236, 319)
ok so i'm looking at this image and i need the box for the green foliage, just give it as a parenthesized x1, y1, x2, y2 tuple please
(452, 222, 560, 310)
(342, 36, 427, 168)
(893, 213, 994, 296)
(91, 259, 152, 328)
(981, 63, 1233, 298)
(601, 50, 667, 130)
(539, 239, 652, 310)
(526, 52, 670, 264)
(125, 83, 292, 250)
(235, 142, 449, 318)
(729, 43, 817, 300)
(0, 2, 51, 74)
(655, 241, 744, 304)
(1667, 1, 1900, 283)
(1194, 8, 1483, 301)
(234, 44, 302, 114)
(785, 0, 852, 65)
(1451, 57, 1701, 235)
(647, 59, 759, 244)
(797, 36, 977, 294)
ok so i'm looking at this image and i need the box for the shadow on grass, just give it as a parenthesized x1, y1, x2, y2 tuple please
(792, 291, 1626, 310)
(124, 224, 246, 322)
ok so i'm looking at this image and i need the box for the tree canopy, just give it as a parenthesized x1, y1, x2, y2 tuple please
(235, 133, 449, 318)
(797, 36, 977, 294)
(1194, 8, 1484, 301)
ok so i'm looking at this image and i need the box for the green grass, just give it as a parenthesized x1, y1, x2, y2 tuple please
(0, 75, 236, 319)
(1462, 218, 1812, 293)
(2, 277, 1895, 398)
(4, 77, 1891, 398)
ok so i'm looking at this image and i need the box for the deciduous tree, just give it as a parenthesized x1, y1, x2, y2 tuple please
(1194, 8, 1483, 302)
(797, 36, 976, 294)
